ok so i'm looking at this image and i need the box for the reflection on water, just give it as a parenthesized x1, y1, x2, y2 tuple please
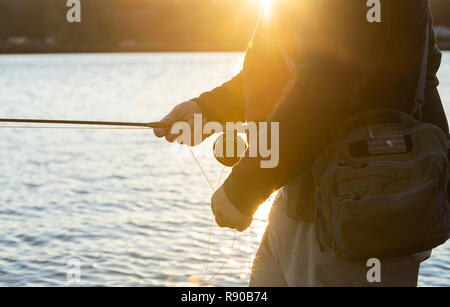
(0, 52, 448, 286)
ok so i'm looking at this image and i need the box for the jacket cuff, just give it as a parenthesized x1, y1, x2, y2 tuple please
(191, 96, 225, 123)
(222, 160, 278, 216)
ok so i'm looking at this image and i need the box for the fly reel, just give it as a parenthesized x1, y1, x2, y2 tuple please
(213, 131, 247, 167)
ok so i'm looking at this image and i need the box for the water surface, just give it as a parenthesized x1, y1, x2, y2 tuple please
(0, 52, 448, 286)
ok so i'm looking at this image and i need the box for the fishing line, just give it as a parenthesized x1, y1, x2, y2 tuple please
(207, 231, 237, 283)
(0, 126, 151, 130)
(0, 118, 163, 128)
(1, 1, 265, 284)
(1, 3, 265, 282)
(187, 146, 236, 285)
(202, 165, 226, 281)
(188, 146, 215, 191)
(0, 121, 239, 284)
(198, 3, 264, 283)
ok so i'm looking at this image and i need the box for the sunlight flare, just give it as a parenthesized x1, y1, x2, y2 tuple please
(260, 0, 273, 19)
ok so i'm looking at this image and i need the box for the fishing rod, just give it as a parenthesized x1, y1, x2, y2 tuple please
(0, 117, 246, 166)
(0, 118, 167, 129)
(0, 116, 239, 284)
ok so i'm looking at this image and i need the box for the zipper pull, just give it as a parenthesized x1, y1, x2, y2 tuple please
(338, 192, 360, 201)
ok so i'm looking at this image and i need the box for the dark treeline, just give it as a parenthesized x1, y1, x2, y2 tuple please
(0, 0, 259, 53)
(0, 0, 448, 53)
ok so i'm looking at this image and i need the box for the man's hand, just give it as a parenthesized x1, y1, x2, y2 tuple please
(153, 100, 207, 146)
(211, 185, 253, 232)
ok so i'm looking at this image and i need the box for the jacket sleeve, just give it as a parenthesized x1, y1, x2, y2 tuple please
(423, 18, 449, 134)
(191, 72, 246, 123)
(223, 0, 393, 215)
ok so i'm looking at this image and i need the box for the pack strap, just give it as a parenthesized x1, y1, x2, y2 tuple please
(411, 21, 430, 121)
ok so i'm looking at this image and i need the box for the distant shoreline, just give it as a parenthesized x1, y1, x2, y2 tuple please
(1, 45, 449, 55)
(0, 41, 248, 55)
(1, 25, 450, 54)
(1, 44, 449, 55)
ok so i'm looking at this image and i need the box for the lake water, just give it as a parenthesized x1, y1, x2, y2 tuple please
(0, 52, 448, 287)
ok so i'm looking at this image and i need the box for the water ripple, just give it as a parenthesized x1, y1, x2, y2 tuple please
(0, 52, 448, 286)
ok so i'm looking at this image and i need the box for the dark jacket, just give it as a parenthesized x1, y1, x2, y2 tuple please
(193, 0, 449, 217)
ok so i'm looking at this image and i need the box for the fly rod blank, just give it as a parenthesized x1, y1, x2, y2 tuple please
(0, 118, 167, 129)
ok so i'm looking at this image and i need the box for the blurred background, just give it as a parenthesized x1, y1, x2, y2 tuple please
(0, 0, 448, 287)
(0, 0, 449, 53)
(0, 0, 259, 53)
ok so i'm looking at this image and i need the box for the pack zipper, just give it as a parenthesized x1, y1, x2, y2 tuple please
(319, 150, 446, 189)
(335, 179, 437, 205)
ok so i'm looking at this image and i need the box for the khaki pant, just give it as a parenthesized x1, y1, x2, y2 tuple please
(249, 189, 431, 287)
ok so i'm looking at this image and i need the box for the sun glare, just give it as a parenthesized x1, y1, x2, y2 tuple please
(260, 0, 273, 18)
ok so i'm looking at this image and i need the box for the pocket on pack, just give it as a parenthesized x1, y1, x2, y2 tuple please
(332, 179, 447, 259)
(333, 151, 445, 202)
(313, 110, 450, 260)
